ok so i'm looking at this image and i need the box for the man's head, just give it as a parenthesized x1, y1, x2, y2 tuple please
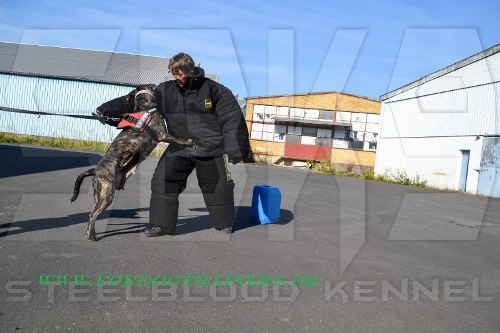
(168, 52, 195, 86)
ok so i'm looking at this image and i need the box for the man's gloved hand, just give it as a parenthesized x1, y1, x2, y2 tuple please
(228, 156, 243, 164)
(184, 144, 199, 156)
(92, 111, 107, 125)
(92, 110, 121, 127)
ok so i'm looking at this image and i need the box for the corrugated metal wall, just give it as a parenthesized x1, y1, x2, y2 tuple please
(0, 73, 134, 142)
(381, 82, 500, 138)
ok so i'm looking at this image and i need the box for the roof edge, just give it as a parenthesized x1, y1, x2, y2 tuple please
(0, 40, 172, 61)
(380, 43, 500, 101)
(245, 90, 379, 102)
(0, 70, 139, 87)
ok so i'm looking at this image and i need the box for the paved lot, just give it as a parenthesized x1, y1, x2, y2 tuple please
(0, 143, 499, 332)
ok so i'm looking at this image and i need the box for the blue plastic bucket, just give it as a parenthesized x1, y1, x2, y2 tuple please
(251, 184, 282, 224)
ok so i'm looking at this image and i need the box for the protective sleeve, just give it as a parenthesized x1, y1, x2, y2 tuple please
(213, 83, 250, 163)
(95, 95, 134, 126)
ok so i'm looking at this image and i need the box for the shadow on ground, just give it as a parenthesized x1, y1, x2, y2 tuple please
(234, 206, 294, 231)
(0, 205, 294, 239)
(184, 206, 293, 233)
(0, 207, 147, 239)
(0, 144, 102, 178)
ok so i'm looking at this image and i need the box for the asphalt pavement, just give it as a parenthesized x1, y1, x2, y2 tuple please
(0, 143, 499, 332)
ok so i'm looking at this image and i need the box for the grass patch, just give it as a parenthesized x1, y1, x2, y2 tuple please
(308, 158, 428, 187)
(377, 168, 428, 187)
(0, 132, 167, 157)
(254, 155, 273, 165)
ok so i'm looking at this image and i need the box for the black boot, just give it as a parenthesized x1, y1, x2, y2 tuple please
(144, 225, 171, 237)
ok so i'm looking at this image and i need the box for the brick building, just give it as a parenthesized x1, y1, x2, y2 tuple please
(245, 92, 381, 169)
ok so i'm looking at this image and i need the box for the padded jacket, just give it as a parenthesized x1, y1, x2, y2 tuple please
(157, 69, 249, 160)
(96, 68, 249, 161)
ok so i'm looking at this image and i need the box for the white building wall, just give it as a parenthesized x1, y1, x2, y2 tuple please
(382, 82, 499, 138)
(375, 136, 483, 193)
(376, 49, 500, 194)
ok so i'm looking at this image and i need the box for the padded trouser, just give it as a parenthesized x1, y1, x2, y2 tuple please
(149, 154, 235, 234)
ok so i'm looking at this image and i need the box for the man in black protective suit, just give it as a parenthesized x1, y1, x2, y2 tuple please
(96, 52, 250, 237)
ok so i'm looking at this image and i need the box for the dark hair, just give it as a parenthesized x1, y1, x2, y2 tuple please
(168, 52, 195, 75)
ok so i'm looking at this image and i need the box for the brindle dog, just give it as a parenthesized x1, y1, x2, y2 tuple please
(71, 84, 193, 241)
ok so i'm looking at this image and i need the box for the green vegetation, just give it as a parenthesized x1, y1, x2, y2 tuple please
(381, 168, 428, 187)
(307, 158, 428, 187)
(253, 155, 273, 165)
(0, 132, 167, 157)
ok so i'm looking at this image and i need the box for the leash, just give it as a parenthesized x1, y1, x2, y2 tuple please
(1, 90, 161, 142)
(0, 105, 160, 142)
(0, 89, 157, 121)
(0, 106, 96, 119)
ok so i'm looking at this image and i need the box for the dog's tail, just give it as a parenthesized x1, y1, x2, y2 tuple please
(71, 168, 96, 202)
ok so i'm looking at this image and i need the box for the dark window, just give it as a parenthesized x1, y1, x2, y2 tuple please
(349, 141, 364, 150)
(316, 138, 330, 146)
(302, 127, 317, 137)
(287, 126, 302, 135)
(333, 127, 349, 140)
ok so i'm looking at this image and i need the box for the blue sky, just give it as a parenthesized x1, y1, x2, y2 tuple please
(0, 0, 498, 99)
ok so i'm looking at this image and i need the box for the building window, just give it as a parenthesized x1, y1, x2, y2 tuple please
(275, 124, 287, 134)
(333, 127, 349, 140)
(319, 110, 333, 121)
(317, 128, 332, 138)
(287, 126, 302, 135)
(348, 141, 364, 150)
(290, 107, 304, 119)
(302, 127, 317, 137)
(316, 138, 330, 146)
(250, 103, 380, 152)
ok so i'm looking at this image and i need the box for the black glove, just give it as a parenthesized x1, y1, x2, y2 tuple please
(94, 95, 133, 127)
(92, 111, 107, 125)
(92, 110, 121, 127)
(228, 156, 243, 164)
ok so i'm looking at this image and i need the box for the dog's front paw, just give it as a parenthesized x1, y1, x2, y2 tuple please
(183, 138, 195, 146)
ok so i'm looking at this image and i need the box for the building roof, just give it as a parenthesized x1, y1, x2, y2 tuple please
(380, 43, 500, 101)
(245, 90, 379, 102)
(0, 41, 219, 86)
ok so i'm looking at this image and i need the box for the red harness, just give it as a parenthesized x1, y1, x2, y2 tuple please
(117, 110, 153, 132)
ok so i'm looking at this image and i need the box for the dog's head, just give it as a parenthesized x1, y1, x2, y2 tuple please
(128, 84, 157, 112)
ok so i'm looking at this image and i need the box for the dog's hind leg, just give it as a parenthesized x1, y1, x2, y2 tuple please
(87, 178, 115, 241)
